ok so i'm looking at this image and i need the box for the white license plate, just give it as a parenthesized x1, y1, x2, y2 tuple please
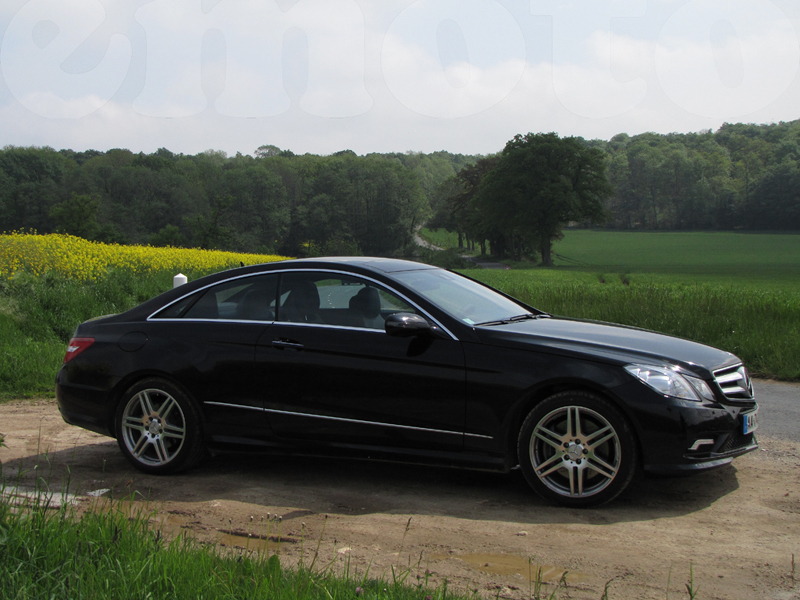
(743, 408, 758, 435)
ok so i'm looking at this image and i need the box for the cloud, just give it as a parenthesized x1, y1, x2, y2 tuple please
(1, 0, 799, 154)
(1, 0, 132, 118)
(381, 32, 527, 119)
(653, 1, 799, 120)
(134, 0, 371, 118)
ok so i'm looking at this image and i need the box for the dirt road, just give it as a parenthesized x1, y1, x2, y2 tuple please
(1, 399, 798, 600)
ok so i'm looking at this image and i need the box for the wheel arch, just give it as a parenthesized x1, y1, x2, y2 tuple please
(106, 370, 206, 438)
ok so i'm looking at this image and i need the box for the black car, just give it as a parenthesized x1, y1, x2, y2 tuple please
(56, 257, 758, 507)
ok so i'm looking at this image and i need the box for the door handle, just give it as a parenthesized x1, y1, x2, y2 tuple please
(272, 339, 304, 351)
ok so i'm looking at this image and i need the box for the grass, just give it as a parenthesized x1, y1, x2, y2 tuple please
(467, 269, 800, 380)
(1, 229, 799, 398)
(0, 472, 737, 600)
(0, 481, 464, 600)
(422, 227, 800, 289)
(417, 229, 478, 255)
(0, 234, 289, 399)
(551, 230, 800, 283)
(421, 227, 800, 379)
(0, 269, 217, 399)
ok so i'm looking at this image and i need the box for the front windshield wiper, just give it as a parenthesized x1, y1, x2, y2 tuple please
(509, 313, 537, 322)
(476, 313, 540, 326)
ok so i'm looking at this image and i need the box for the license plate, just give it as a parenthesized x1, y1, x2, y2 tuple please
(743, 408, 758, 435)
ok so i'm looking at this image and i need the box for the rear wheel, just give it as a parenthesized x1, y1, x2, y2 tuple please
(518, 391, 637, 507)
(115, 378, 205, 475)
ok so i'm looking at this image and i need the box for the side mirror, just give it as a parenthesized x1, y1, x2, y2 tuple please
(385, 313, 431, 338)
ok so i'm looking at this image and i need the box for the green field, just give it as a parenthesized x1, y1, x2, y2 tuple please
(421, 228, 800, 289)
(1, 230, 798, 398)
(418, 228, 800, 380)
(551, 229, 800, 287)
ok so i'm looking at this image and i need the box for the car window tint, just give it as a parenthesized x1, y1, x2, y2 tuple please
(377, 289, 415, 313)
(153, 292, 201, 319)
(278, 272, 417, 329)
(182, 274, 278, 321)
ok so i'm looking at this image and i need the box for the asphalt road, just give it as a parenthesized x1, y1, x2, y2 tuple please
(753, 378, 800, 442)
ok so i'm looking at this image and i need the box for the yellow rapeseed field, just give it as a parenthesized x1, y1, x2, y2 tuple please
(0, 232, 289, 281)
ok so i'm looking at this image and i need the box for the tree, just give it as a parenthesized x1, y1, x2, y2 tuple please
(745, 162, 800, 230)
(49, 193, 101, 240)
(255, 145, 281, 158)
(149, 224, 186, 248)
(0, 146, 72, 232)
(441, 157, 499, 254)
(476, 133, 611, 266)
(185, 194, 235, 249)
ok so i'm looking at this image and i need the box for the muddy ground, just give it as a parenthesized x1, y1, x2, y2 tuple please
(1, 398, 798, 600)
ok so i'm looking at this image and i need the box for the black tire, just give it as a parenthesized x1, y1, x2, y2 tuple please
(115, 377, 205, 475)
(517, 391, 637, 508)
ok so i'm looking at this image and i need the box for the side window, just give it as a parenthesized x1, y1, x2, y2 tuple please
(179, 274, 278, 321)
(153, 292, 200, 319)
(278, 272, 418, 329)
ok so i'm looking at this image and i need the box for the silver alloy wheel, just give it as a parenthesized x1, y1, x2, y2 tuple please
(120, 388, 187, 467)
(529, 405, 621, 498)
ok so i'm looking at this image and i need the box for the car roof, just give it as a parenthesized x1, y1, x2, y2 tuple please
(105, 257, 439, 321)
(285, 256, 439, 273)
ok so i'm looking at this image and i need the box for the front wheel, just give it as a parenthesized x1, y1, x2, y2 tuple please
(115, 378, 205, 475)
(518, 391, 637, 508)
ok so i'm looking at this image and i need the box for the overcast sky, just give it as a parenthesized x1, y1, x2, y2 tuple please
(1, 0, 798, 157)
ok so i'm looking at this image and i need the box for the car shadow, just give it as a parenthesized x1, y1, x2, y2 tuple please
(1, 440, 741, 525)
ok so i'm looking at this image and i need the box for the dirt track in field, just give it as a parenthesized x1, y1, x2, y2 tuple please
(1, 398, 799, 600)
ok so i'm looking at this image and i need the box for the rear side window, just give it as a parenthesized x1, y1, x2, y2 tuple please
(154, 274, 279, 321)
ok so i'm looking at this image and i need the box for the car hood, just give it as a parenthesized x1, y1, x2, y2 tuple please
(474, 316, 740, 376)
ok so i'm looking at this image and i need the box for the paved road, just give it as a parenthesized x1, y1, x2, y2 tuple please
(753, 379, 800, 442)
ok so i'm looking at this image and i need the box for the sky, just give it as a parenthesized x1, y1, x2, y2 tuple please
(1, 0, 799, 157)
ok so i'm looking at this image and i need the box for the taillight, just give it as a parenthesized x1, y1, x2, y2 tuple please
(64, 338, 94, 363)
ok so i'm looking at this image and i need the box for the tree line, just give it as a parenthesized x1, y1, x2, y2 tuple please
(429, 120, 800, 263)
(1, 119, 798, 261)
(601, 120, 800, 232)
(0, 145, 472, 257)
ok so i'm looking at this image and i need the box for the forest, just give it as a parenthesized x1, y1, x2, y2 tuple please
(1, 119, 798, 259)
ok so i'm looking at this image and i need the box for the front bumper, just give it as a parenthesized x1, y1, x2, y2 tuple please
(643, 434, 758, 475)
(613, 381, 759, 474)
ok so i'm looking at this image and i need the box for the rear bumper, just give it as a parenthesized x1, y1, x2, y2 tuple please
(56, 379, 115, 438)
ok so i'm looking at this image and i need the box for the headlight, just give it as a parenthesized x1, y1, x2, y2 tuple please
(625, 364, 716, 402)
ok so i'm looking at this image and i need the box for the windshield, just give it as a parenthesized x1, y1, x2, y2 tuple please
(391, 269, 531, 326)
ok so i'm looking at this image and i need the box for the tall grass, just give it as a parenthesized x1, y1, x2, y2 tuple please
(470, 270, 800, 380)
(0, 234, 289, 399)
(2, 231, 799, 398)
(0, 269, 207, 398)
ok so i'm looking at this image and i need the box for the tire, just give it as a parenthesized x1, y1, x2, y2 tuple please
(517, 391, 637, 508)
(115, 377, 205, 475)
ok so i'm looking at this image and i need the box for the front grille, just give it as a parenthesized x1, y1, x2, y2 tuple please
(720, 430, 755, 453)
(713, 364, 754, 401)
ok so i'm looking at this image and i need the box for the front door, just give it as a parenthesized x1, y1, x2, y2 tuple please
(256, 271, 466, 451)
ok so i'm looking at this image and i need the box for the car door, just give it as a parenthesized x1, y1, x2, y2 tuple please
(255, 270, 467, 451)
